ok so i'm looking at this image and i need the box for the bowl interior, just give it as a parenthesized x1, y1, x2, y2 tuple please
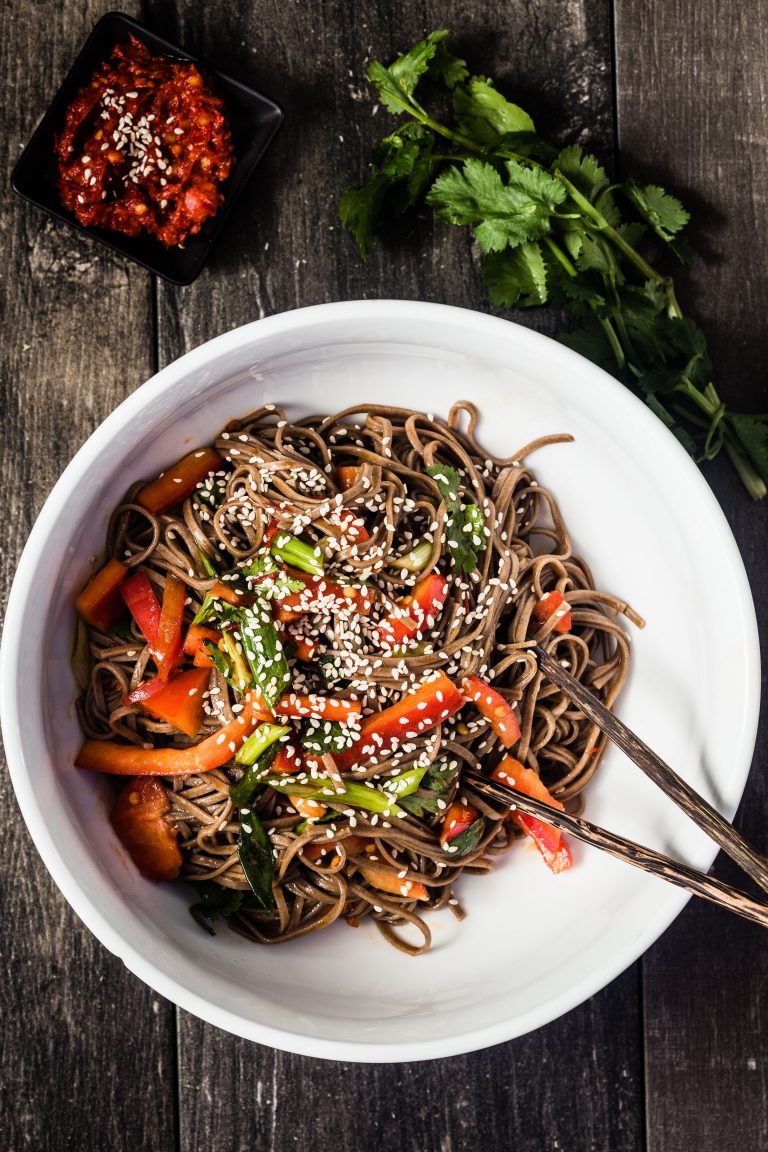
(3, 302, 759, 1060)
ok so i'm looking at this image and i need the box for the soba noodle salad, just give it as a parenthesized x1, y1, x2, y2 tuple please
(73, 401, 641, 955)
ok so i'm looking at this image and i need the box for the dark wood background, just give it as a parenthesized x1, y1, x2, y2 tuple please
(2, 1, 767, 1148)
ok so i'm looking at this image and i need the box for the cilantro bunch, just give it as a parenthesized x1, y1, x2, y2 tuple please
(340, 30, 768, 500)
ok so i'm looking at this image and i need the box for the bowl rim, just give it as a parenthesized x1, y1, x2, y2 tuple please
(1, 299, 760, 1061)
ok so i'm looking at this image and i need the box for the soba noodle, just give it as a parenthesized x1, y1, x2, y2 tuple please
(77, 401, 642, 955)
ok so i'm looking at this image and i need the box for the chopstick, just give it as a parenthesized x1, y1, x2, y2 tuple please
(463, 770, 768, 930)
(533, 644, 768, 894)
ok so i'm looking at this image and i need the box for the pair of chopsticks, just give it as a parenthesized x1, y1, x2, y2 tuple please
(463, 645, 768, 929)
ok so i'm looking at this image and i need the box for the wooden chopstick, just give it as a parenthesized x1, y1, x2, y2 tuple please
(533, 644, 768, 894)
(463, 770, 768, 930)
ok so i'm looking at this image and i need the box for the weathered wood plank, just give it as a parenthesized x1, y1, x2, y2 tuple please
(148, 2, 641, 1148)
(614, 2, 768, 1149)
(0, 4, 177, 1149)
(176, 968, 641, 1152)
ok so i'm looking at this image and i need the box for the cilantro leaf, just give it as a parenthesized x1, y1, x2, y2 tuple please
(426, 39, 469, 88)
(426, 463, 485, 573)
(482, 242, 548, 307)
(238, 603, 291, 708)
(400, 759, 459, 817)
(189, 881, 244, 935)
(558, 319, 617, 373)
(446, 816, 486, 856)
(341, 29, 768, 501)
(727, 414, 768, 482)
(339, 174, 392, 260)
(575, 233, 624, 284)
(426, 159, 565, 252)
(625, 182, 690, 242)
(229, 741, 281, 809)
(554, 144, 609, 200)
(453, 77, 535, 146)
(237, 806, 276, 913)
(301, 719, 358, 757)
(367, 30, 449, 115)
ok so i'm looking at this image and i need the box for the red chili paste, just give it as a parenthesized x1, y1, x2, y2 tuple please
(56, 36, 235, 247)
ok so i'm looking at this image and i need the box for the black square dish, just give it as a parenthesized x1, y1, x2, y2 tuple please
(11, 11, 283, 285)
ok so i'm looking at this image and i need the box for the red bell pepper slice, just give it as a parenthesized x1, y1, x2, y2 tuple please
(379, 572, 448, 649)
(334, 671, 464, 770)
(120, 570, 162, 654)
(136, 447, 224, 516)
(335, 507, 370, 543)
(532, 590, 572, 634)
(110, 777, 182, 882)
(492, 756, 573, 874)
(336, 465, 361, 491)
(75, 558, 128, 632)
(155, 574, 186, 679)
(75, 691, 266, 776)
(272, 745, 304, 775)
(461, 675, 521, 748)
(276, 575, 374, 618)
(124, 666, 210, 738)
(274, 692, 362, 724)
(439, 799, 480, 846)
(183, 624, 222, 667)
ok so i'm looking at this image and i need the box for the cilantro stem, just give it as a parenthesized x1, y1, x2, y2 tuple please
(555, 170, 683, 319)
(544, 235, 626, 369)
(723, 433, 767, 500)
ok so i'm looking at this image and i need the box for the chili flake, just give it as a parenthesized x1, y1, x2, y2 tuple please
(56, 35, 235, 247)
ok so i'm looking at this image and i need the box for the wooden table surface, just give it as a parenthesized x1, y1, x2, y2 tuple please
(2, 2, 767, 1149)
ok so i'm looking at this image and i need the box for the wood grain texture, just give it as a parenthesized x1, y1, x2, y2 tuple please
(614, 2, 768, 1150)
(3, 0, 767, 1148)
(0, 3, 176, 1150)
(176, 968, 641, 1152)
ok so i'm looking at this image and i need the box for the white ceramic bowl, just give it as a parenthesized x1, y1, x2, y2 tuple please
(1, 301, 760, 1062)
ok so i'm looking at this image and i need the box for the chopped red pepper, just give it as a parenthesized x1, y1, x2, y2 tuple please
(261, 516, 281, 544)
(124, 666, 210, 738)
(302, 834, 367, 862)
(274, 692, 362, 724)
(210, 579, 252, 607)
(439, 799, 480, 846)
(289, 794, 328, 820)
(182, 624, 221, 667)
(336, 465, 362, 491)
(120, 570, 161, 653)
(335, 507, 370, 542)
(492, 756, 573, 873)
(276, 575, 374, 618)
(334, 671, 464, 771)
(136, 447, 224, 516)
(532, 590, 572, 634)
(379, 572, 448, 649)
(272, 745, 303, 775)
(110, 777, 182, 882)
(75, 691, 265, 776)
(75, 558, 128, 632)
(461, 675, 521, 748)
(155, 574, 186, 679)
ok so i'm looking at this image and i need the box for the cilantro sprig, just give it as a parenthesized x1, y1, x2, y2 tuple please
(426, 463, 485, 573)
(341, 30, 768, 500)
